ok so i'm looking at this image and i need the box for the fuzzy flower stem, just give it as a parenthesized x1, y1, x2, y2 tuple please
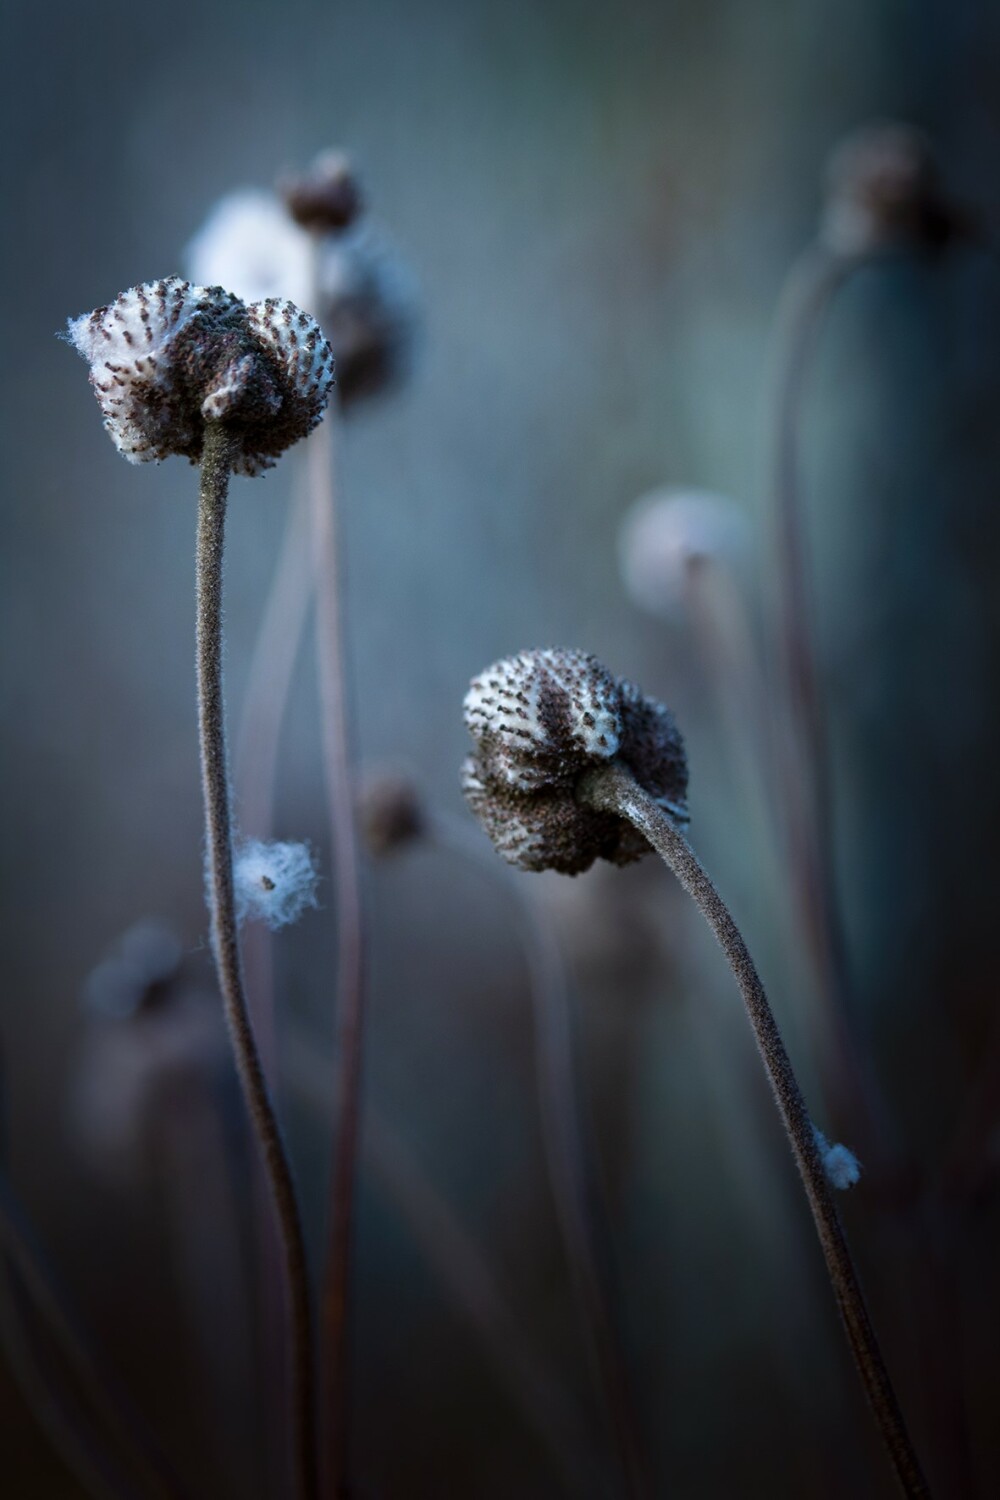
(770, 246, 899, 1167)
(578, 759, 930, 1499)
(196, 423, 317, 1500)
(432, 811, 650, 1497)
(306, 401, 366, 1500)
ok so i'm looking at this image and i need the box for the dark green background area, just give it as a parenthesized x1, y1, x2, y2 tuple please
(2, 0, 1000, 1494)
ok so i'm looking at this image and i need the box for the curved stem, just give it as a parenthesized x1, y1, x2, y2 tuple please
(432, 812, 650, 1497)
(578, 760, 930, 1500)
(769, 245, 898, 1169)
(307, 406, 366, 1500)
(196, 424, 318, 1500)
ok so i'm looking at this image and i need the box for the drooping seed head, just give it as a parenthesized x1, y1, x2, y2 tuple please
(65, 277, 335, 475)
(821, 122, 968, 255)
(462, 648, 688, 874)
(358, 771, 425, 858)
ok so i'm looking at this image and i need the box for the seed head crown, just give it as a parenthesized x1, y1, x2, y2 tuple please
(66, 277, 335, 476)
(462, 648, 688, 874)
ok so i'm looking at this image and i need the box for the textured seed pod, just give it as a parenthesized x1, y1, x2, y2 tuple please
(358, 771, 425, 858)
(619, 488, 750, 621)
(821, 122, 967, 255)
(462, 648, 688, 875)
(281, 149, 364, 232)
(66, 277, 335, 476)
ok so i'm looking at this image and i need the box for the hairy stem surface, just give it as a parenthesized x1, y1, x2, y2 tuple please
(578, 759, 930, 1500)
(196, 423, 317, 1500)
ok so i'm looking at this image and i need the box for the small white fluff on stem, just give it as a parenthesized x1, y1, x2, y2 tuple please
(812, 1124, 862, 1190)
(232, 839, 319, 929)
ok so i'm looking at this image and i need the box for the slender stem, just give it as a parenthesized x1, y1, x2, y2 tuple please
(578, 759, 931, 1500)
(769, 245, 898, 1170)
(285, 1027, 605, 1500)
(196, 423, 318, 1500)
(307, 405, 366, 1500)
(432, 812, 650, 1497)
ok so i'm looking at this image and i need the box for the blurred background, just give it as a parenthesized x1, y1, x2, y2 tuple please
(3, 0, 1000, 1494)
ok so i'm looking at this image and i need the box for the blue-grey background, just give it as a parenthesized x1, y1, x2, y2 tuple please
(3, 0, 1000, 1494)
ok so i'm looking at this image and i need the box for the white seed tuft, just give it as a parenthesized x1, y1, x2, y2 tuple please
(232, 840, 320, 929)
(813, 1125, 862, 1190)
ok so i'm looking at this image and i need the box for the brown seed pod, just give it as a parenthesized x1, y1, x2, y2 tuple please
(462, 648, 688, 875)
(66, 277, 335, 476)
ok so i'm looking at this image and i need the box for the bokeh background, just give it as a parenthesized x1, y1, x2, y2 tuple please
(3, 0, 1000, 1494)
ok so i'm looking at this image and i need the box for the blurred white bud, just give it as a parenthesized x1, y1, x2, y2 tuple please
(81, 919, 184, 1019)
(186, 184, 418, 409)
(186, 191, 313, 308)
(618, 488, 750, 621)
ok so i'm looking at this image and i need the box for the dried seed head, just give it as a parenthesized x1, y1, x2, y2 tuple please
(65, 277, 335, 476)
(281, 149, 364, 232)
(619, 488, 750, 620)
(314, 224, 418, 406)
(462, 648, 688, 874)
(821, 122, 967, 255)
(358, 771, 425, 858)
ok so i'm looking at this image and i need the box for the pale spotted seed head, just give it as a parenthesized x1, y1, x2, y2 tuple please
(462, 648, 688, 875)
(66, 276, 335, 476)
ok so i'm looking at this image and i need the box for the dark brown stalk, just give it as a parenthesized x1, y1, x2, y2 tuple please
(578, 759, 930, 1500)
(770, 245, 897, 1169)
(306, 405, 366, 1500)
(196, 423, 318, 1500)
(432, 811, 650, 1497)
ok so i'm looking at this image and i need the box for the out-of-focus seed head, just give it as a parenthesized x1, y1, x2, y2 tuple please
(821, 122, 968, 255)
(462, 648, 688, 875)
(66, 277, 335, 476)
(186, 191, 313, 308)
(619, 488, 750, 620)
(187, 192, 418, 410)
(281, 149, 364, 232)
(314, 224, 418, 407)
(359, 771, 425, 858)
